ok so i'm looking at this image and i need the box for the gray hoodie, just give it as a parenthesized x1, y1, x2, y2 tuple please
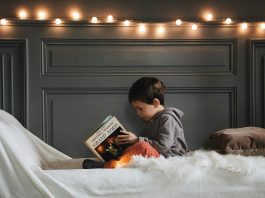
(139, 107, 188, 157)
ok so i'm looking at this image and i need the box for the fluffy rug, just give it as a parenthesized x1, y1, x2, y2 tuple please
(127, 150, 265, 183)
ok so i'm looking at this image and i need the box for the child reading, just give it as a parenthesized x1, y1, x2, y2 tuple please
(83, 77, 188, 169)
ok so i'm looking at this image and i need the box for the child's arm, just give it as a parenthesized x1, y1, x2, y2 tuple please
(115, 130, 138, 145)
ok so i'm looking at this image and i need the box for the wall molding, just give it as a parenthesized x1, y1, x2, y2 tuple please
(42, 87, 237, 144)
(41, 39, 237, 76)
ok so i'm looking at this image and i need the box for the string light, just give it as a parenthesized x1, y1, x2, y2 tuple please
(138, 23, 146, 33)
(107, 15, 113, 23)
(260, 23, 265, 30)
(72, 11, 81, 20)
(225, 18, 232, 24)
(0, 18, 7, 25)
(123, 20, 130, 26)
(18, 10, 27, 19)
(176, 19, 182, 26)
(37, 11, 47, 20)
(0, 7, 264, 33)
(54, 18, 62, 25)
(191, 24, 197, 30)
(91, 17, 98, 23)
(205, 13, 213, 21)
(157, 26, 165, 33)
(241, 22, 248, 30)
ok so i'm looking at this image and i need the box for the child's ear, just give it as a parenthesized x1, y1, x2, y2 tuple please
(153, 98, 160, 107)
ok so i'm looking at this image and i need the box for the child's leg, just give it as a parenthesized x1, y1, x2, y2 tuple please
(43, 158, 86, 170)
(104, 141, 160, 168)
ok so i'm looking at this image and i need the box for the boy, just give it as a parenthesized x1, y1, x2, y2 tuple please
(115, 77, 188, 157)
(83, 77, 188, 168)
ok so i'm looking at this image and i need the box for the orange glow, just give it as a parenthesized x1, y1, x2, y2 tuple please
(191, 23, 198, 30)
(225, 18, 232, 24)
(123, 20, 130, 26)
(176, 19, 182, 26)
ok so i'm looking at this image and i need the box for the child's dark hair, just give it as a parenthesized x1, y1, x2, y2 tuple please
(128, 77, 166, 105)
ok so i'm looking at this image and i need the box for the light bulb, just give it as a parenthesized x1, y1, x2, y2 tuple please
(72, 11, 80, 20)
(0, 18, 7, 25)
(139, 24, 146, 33)
(18, 10, 27, 19)
(191, 24, 197, 30)
(107, 15, 113, 23)
(55, 18, 62, 25)
(123, 20, 130, 26)
(38, 11, 47, 20)
(91, 17, 98, 23)
(176, 19, 182, 26)
(260, 23, 265, 30)
(225, 18, 232, 24)
(205, 13, 213, 21)
(157, 26, 165, 33)
(241, 22, 248, 30)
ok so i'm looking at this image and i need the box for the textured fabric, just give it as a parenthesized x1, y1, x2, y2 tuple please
(104, 141, 160, 168)
(140, 107, 188, 157)
(2, 109, 265, 198)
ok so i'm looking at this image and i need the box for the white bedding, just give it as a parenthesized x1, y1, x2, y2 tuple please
(1, 109, 265, 198)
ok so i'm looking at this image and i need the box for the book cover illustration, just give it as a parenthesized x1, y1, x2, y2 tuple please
(85, 115, 129, 162)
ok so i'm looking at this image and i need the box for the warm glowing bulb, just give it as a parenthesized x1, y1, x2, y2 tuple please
(18, 10, 27, 19)
(191, 24, 197, 30)
(38, 11, 47, 20)
(123, 20, 130, 26)
(107, 15, 113, 22)
(72, 12, 80, 20)
(260, 23, 265, 30)
(91, 17, 98, 23)
(157, 26, 165, 33)
(139, 24, 146, 33)
(225, 18, 232, 24)
(55, 18, 62, 25)
(0, 18, 7, 25)
(205, 13, 213, 21)
(241, 22, 248, 30)
(176, 19, 182, 26)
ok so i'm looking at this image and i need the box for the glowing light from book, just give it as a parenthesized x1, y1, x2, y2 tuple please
(54, 18, 62, 25)
(123, 20, 130, 26)
(18, 10, 27, 19)
(37, 11, 47, 20)
(91, 17, 98, 23)
(225, 18, 232, 24)
(191, 24, 197, 30)
(205, 13, 213, 21)
(107, 15, 113, 23)
(260, 23, 265, 30)
(176, 19, 182, 26)
(139, 24, 146, 33)
(241, 22, 248, 30)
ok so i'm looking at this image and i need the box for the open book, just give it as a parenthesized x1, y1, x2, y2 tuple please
(84, 115, 129, 162)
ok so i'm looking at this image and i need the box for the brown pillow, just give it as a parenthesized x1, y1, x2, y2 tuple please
(209, 127, 265, 156)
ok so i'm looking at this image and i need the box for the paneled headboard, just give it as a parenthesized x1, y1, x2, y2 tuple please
(0, 7, 265, 158)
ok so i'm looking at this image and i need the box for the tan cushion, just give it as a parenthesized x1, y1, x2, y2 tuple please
(209, 127, 265, 156)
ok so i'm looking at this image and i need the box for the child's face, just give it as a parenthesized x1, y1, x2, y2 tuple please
(131, 100, 157, 122)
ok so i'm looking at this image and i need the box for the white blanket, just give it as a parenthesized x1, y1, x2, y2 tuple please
(1, 109, 265, 198)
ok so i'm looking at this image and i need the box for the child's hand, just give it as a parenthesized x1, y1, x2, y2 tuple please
(115, 130, 138, 145)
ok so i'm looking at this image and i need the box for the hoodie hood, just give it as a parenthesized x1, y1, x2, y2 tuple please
(153, 107, 184, 121)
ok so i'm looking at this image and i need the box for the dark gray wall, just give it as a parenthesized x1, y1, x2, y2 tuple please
(0, 0, 265, 158)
